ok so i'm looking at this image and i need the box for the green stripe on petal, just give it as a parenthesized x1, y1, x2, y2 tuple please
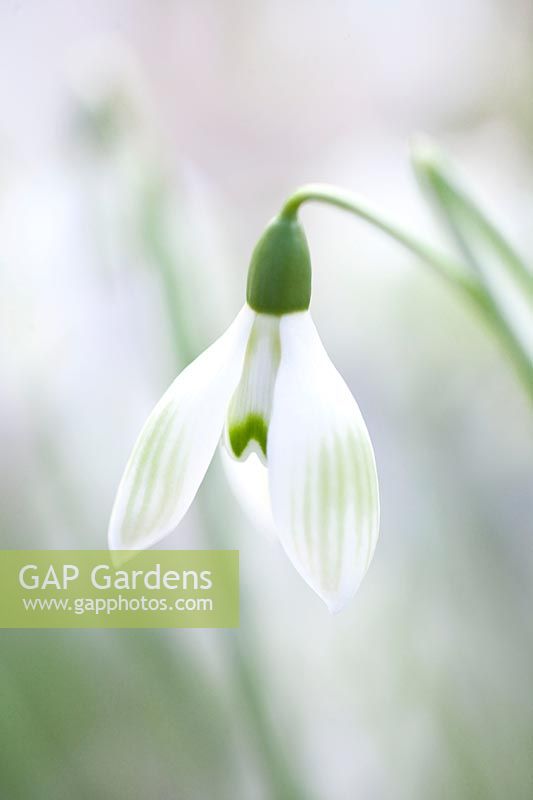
(108, 305, 254, 552)
(268, 311, 380, 613)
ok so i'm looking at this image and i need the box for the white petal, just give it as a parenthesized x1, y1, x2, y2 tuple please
(220, 447, 276, 538)
(268, 312, 379, 613)
(109, 305, 254, 551)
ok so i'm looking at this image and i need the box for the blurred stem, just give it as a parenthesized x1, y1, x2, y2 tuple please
(473, 290, 533, 403)
(139, 175, 197, 366)
(140, 176, 311, 800)
(411, 142, 533, 301)
(411, 146, 533, 403)
(282, 183, 533, 405)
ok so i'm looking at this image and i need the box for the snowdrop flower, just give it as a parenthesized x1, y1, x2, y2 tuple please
(109, 212, 379, 612)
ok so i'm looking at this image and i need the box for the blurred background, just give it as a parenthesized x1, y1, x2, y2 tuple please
(1, 1, 532, 798)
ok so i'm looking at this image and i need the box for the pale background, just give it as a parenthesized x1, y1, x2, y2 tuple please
(1, 2, 532, 798)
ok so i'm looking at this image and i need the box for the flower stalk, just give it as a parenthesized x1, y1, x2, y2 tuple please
(281, 179, 533, 405)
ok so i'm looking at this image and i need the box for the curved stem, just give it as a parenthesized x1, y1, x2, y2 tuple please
(281, 183, 533, 405)
(281, 183, 473, 292)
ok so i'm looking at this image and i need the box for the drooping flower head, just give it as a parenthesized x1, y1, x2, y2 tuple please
(109, 212, 379, 612)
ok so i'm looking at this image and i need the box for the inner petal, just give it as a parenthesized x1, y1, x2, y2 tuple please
(225, 313, 281, 462)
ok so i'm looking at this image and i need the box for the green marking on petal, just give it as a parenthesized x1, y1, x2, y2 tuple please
(226, 313, 281, 463)
(333, 432, 347, 588)
(318, 441, 332, 589)
(347, 429, 366, 564)
(228, 413, 268, 459)
(147, 435, 190, 537)
(126, 399, 173, 481)
(123, 401, 176, 526)
(346, 427, 378, 570)
(303, 456, 314, 569)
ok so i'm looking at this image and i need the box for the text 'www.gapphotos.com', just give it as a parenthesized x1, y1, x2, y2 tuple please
(21, 595, 214, 615)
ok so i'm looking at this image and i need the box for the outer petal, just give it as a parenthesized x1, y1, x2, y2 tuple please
(109, 305, 254, 551)
(268, 312, 379, 613)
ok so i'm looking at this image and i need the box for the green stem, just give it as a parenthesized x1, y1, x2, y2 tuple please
(281, 183, 473, 292)
(139, 174, 197, 365)
(417, 176, 533, 402)
(281, 183, 533, 405)
(412, 148, 533, 301)
(411, 150, 533, 402)
(471, 290, 533, 403)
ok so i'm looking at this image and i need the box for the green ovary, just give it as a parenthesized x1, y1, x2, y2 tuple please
(228, 414, 268, 459)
